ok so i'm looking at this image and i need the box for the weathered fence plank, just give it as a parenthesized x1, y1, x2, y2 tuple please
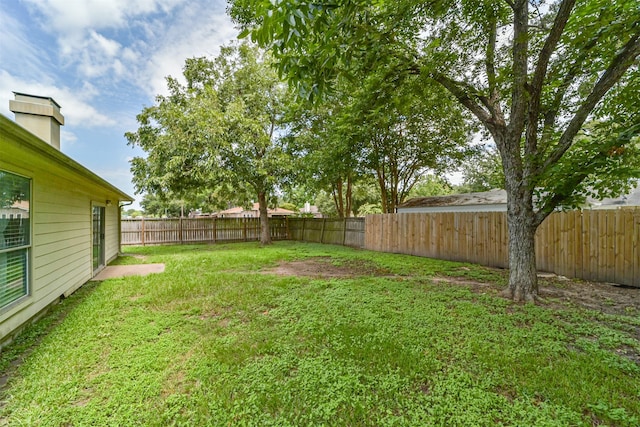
(287, 218, 365, 248)
(122, 209, 637, 286)
(121, 217, 288, 245)
(365, 209, 638, 287)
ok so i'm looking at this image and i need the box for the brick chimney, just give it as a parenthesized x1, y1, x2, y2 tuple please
(9, 92, 64, 150)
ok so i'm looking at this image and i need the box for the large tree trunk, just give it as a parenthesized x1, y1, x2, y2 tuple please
(502, 206, 539, 302)
(257, 191, 271, 245)
(345, 175, 353, 218)
(496, 126, 540, 303)
(376, 169, 390, 213)
(333, 180, 345, 219)
(429, 0, 639, 304)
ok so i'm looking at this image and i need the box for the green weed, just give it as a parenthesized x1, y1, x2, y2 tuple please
(0, 242, 637, 426)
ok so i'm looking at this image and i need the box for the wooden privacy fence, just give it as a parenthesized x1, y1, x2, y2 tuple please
(121, 210, 637, 286)
(121, 217, 288, 245)
(287, 217, 365, 248)
(365, 208, 639, 287)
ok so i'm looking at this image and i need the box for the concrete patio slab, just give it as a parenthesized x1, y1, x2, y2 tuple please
(91, 264, 165, 281)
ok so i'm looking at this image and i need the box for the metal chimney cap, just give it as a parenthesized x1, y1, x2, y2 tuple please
(12, 91, 62, 108)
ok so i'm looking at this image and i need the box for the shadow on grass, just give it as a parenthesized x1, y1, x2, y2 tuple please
(0, 281, 100, 392)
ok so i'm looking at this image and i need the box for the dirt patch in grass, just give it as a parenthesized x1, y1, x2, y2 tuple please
(435, 272, 639, 317)
(261, 257, 392, 279)
(264, 258, 639, 316)
(537, 278, 640, 316)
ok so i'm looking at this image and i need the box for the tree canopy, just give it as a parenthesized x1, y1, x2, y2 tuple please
(284, 58, 474, 215)
(126, 43, 292, 244)
(231, 0, 640, 300)
(458, 147, 505, 193)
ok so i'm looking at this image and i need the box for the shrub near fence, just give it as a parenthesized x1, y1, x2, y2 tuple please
(365, 208, 639, 287)
(121, 217, 288, 245)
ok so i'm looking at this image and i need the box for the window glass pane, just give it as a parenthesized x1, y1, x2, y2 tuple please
(1, 170, 30, 308)
(0, 171, 30, 249)
(0, 249, 28, 307)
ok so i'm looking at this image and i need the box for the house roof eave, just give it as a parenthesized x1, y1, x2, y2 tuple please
(1, 115, 134, 201)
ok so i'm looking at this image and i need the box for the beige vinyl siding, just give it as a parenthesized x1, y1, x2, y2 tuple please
(105, 204, 120, 263)
(33, 175, 92, 298)
(1, 116, 130, 344)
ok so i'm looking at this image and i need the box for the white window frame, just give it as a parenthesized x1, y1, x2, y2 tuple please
(0, 169, 31, 311)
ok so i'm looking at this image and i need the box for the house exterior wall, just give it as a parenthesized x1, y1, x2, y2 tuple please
(105, 204, 120, 262)
(1, 117, 128, 344)
(220, 211, 258, 218)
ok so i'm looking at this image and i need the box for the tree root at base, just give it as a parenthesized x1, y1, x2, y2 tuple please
(499, 287, 542, 304)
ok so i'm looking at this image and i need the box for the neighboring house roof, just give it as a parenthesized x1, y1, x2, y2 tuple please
(218, 204, 296, 216)
(588, 183, 640, 208)
(399, 183, 640, 212)
(268, 207, 296, 216)
(1, 115, 133, 201)
(399, 189, 507, 209)
(218, 206, 245, 215)
(0, 200, 29, 212)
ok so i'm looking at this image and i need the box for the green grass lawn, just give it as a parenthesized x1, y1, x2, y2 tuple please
(1, 242, 638, 426)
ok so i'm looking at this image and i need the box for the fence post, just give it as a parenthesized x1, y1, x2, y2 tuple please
(342, 218, 347, 246)
(141, 217, 145, 246)
(212, 217, 216, 243)
(302, 217, 306, 242)
(243, 218, 248, 241)
(179, 217, 183, 244)
(320, 218, 326, 243)
(285, 217, 290, 240)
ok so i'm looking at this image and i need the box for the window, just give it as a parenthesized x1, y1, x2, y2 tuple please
(0, 170, 31, 309)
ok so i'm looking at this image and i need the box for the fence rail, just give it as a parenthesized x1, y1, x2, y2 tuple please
(287, 217, 365, 248)
(365, 209, 639, 287)
(121, 217, 288, 245)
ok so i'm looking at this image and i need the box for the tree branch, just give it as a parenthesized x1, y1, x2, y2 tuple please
(541, 32, 640, 173)
(486, 17, 498, 100)
(534, 148, 601, 227)
(479, 15, 507, 132)
(508, 0, 529, 139)
(431, 72, 493, 125)
(540, 18, 608, 148)
(526, 0, 576, 161)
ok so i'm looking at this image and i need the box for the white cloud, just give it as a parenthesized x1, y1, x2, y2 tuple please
(139, 4, 239, 97)
(59, 30, 125, 78)
(91, 31, 121, 56)
(113, 59, 125, 77)
(0, 70, 115, 128)
(17, 1, 238, 96)
(121, 47, 139, 63)
(0, 9, 50, 81)
(23, 0, 184, 35)
(4, 0, 242, 211)
(3, 1, 241, 131)
(79, 81, 100, 98)
(60, 130, 78, 148)
(22, 0, 187, 82)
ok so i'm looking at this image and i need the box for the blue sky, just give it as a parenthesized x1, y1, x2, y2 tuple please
(1, 0, 239, 208)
